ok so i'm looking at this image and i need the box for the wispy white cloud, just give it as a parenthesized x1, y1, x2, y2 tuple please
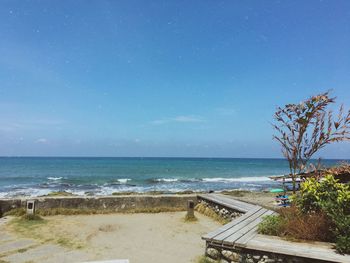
(151, 115, 205, 125)
(35, 138, 48, 144)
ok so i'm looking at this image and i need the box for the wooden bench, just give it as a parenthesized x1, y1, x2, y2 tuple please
(200, 193, 350, 263)
(200, 194, 273, 249)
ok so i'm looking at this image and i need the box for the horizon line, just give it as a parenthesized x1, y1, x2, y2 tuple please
(0, 156, 348, 160)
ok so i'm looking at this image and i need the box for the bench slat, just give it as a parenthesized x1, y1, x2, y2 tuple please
(232, 210, 276, 246)
(202, 206, 262, 240)
(198, 194, 256, 213)
(222, 209, 273, 245)
(211, 208, 268, 243)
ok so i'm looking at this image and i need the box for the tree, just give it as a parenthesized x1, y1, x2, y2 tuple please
(273, 91, 350, 193)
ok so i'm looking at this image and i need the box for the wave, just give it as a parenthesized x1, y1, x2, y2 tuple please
(150, 178, 203, 183)
(154, 178, 179, 182)
(47, 177, 63, 181)
(148, 176, 273, 184)
(116, 178, 131, 184)
(201, 176, 271, 182)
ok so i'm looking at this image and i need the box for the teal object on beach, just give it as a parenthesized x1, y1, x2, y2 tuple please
(270, 188, 284, 193)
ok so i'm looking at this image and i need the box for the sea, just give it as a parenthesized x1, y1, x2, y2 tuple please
(0, 157, 347, 198)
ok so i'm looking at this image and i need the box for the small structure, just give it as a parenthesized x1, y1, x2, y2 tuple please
(26, 200, 36, 215)
(186, 200, 195, 219)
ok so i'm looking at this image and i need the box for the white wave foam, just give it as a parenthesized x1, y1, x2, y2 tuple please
(47, 177, 63, 181)
(116, 178, 131, 184)
(202, 176, 271, 182)
(1, 188, 52, 198)
(155, 178, 179, 182)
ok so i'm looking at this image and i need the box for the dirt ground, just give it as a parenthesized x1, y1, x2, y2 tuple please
(0, 212, 220, 263)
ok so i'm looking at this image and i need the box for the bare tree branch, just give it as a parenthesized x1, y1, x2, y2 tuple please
(272, 91, 350, 193)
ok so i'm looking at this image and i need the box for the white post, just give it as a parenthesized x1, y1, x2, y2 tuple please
(26, 200, 36, 215)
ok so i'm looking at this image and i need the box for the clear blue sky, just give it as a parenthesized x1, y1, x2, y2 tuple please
(0, 0, 349, 158)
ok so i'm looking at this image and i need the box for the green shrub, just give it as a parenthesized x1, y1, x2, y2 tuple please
(258, 215, 285, 236)
(260, 175, 350, 254)
(296, 175, 350, 214)
(336, 234, 350, 255)
(296, 175, 350, 254)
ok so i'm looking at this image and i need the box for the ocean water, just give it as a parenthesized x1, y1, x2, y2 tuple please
(0, 157, 346, 198)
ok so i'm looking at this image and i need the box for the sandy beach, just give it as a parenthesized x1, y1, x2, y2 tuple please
(0, 211, 220, 263)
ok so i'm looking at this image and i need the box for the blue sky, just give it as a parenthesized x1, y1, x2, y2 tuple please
(0, 0, 349, 158)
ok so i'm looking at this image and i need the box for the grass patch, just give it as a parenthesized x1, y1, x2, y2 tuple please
(195, 203, 230, 225)
(4, 208, 26, 217)
(57, 237, 83, 249)
(112, 191, 138, 195)
(43, 191, 75, 197)
(6, 206, 186, 217)
(258, 214, 285, 236)
(6, 215, 83, 249)
(22, 214, 43, 221)
(184, 214, 198, 222)
(8, 215, 47, 240)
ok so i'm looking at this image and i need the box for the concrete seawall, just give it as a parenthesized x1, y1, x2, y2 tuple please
(0, 194, 198, 215)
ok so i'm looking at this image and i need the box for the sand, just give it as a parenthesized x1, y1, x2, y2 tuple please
(0, 212, 220, 263)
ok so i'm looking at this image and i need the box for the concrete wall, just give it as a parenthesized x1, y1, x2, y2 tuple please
(0, 194, 198, 215)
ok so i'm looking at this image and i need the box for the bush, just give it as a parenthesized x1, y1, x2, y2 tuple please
(260, 175, 350, 253)
(258, 215, 285, 236)
(296, 175, 350, 214)
(282, 208, 333, 242)
(296, 175, 350, 254)
(259, 207, 333, 242)
(336, 234, 350, 255)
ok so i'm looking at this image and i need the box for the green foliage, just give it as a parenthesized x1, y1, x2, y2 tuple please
(4, 207, 26, 216)
(22, 214, 43, 221)
(297, 174, 350, 214)
(296, 175, 350, 254)
(5, 206, 185, 217)
(44, 191, 75, 197)
(260, 176, 350, 253)
(258, 215, 285, 236)
(336, 234, 350, 255)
